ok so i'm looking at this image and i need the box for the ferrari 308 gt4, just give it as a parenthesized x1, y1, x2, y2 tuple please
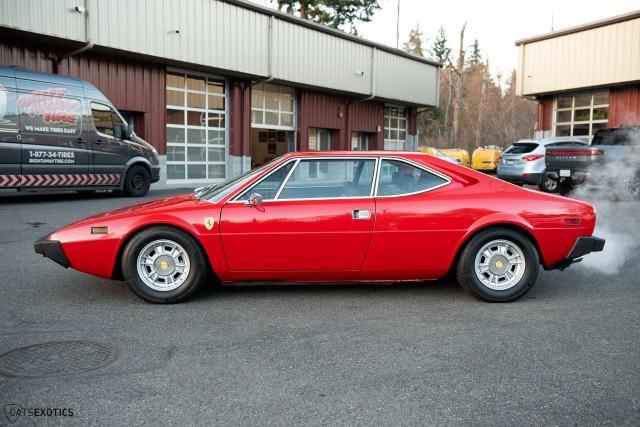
(35, 151, 604, 303)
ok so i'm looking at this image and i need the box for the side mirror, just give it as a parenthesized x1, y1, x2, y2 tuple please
(244, 192, 263, 207)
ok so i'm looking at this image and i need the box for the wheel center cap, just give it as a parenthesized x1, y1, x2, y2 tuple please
(154, 256, 175, 275)
(489, 255, 509, 275)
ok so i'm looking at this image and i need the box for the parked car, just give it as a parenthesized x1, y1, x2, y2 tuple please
(35, 151, 604, 303)
(0, 67, 160, 196)
(498, 137, 587, 192)
(472, 146, 503, 172)
(440, 148, 471, 167)
(417, 146, 458, 164)
(545, 126, 640, 197)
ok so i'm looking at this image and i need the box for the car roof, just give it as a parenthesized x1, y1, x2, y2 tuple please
(284, 151, 427, 158)
(512, 137, 585, 146)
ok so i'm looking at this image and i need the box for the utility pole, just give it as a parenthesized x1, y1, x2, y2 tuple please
(396, 0, 401, 48)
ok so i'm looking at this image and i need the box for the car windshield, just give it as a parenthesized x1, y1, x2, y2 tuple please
(195, 157, 282, 203)
(504, 143, 538, 154)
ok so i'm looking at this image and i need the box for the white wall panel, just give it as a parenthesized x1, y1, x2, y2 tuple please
(517, 16, 640, 96)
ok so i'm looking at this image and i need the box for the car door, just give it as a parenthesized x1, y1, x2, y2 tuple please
(0, 73, 21, 188)
(361, 158, 455, 280)
(89, 102, 130, 179)
(220, 157, 377, 273)
(16, 77, 90, 184)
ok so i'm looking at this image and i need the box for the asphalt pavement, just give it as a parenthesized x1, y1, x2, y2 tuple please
(0, 188, 638, 425)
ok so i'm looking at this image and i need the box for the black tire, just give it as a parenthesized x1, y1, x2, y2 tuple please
(539, 173, 559, 193)
(121, 226, 208, 303)
(123, 165, 151, 197)
(456, 228, 540, 302)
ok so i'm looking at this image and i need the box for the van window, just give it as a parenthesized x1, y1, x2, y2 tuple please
(91, 102, 114, 136)
(0, 84, 20, 135)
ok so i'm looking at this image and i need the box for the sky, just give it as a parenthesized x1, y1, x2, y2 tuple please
(251, 0, 639, 79)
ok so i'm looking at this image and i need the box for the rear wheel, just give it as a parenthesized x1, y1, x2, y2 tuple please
(123, 165, 151, 197)
(539, 173, 558, 193)
(121, 227, 208, 303)
(456, 228, 540, 302)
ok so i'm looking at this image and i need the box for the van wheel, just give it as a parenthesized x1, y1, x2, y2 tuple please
(123, 165, 150, 197)
(456, 228, 539, 302)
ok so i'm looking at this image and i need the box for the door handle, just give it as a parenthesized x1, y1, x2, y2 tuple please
(76, 138, 85, 143)
(94, 139, 103, 145)
(352, 209, 371, 220)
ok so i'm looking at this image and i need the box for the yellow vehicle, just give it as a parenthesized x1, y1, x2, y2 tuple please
(417, 146, 458, 163)
(440, 148, 471, 167)
(472, 146, 503, 172)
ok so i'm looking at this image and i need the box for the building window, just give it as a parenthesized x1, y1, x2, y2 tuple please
(351, 132, 370, 151)
(554, 91, 609, 143)
(384, 106, 407, 150)
(308, 128, 332, 151)
(251, 83, 295, 130)
(166, 71, 226, 182)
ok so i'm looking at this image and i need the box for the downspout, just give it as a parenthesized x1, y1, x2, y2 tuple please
(56, 0, 93, 70)
(356, 47, 377, 103)
(256, 15, 275, 85)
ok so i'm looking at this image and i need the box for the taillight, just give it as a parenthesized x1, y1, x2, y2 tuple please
(522, 154, 544, 161)
(549, 149, 604, 156)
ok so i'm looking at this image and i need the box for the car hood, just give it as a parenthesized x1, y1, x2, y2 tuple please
(78, 193, 197, 223)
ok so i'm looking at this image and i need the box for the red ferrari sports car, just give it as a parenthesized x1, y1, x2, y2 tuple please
(35, 151, 604, 303)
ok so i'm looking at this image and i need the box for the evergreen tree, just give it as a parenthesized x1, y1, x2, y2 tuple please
(402, 24, 425, 57)
(469, 39, 481, 65)
(429, 26, 451, 64)
(274, 1, 381, 34)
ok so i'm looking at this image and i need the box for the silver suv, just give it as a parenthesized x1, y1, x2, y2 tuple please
(498, 137, 587, 192)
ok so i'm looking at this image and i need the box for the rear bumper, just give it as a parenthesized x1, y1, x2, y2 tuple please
(545, 236, 605, 270)
(545, 170, 590, 184)
(497, 172, 542, 185)
(34, 237, 70, 268)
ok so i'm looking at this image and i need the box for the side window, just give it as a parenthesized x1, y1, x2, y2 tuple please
(91, 102, 114, 136)
(278, 159, 375, 200)
(0, 84, 20, 136)
(377, 159, 448, 196)
(112, 111, 125, 139)
(238, 161, 294, 201)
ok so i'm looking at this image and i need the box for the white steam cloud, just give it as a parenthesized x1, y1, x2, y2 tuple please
(569, 128, 640, 274)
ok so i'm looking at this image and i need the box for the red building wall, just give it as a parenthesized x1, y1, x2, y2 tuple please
(609, 85, 640, 127)
(0, 37, 166, 153)
(297, 90, 389, 151)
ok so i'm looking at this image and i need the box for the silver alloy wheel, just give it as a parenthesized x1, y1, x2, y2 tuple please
(136, 239, 191, 292)
(474, 239, 526, 291)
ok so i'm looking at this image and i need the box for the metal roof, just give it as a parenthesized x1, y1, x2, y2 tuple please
(515, 9, 640, 46)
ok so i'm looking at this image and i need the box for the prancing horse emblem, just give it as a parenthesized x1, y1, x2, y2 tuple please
(203, 217, 214, 231)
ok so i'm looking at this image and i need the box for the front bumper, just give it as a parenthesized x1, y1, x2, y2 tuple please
(34, 237, 70, 268)
(545, 236, 605, 270)
(150, 165, 161, 183)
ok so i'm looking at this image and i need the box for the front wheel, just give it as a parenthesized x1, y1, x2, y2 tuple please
(456, 228, 540, 302)
(123, 165, 151, 197)
(121, 227, 208, 303)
